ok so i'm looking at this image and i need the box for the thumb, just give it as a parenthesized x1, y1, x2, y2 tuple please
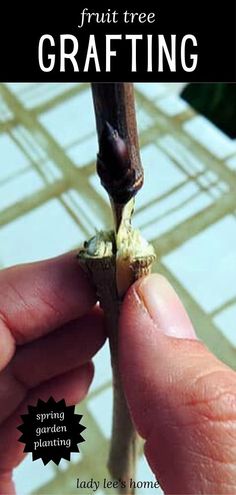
(119, 274, 236, 495)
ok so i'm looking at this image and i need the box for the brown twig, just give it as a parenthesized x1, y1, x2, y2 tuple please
(92, 83, 140, 493)
(78, 83, 155, 494)
(91, 83, 143, 232)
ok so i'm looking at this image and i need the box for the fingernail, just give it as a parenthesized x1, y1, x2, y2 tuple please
(135, 274, 197, 339)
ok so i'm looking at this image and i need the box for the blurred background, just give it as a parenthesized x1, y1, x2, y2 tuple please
(0, 82, 235, 494)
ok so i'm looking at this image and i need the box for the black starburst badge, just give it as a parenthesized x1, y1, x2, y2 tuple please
(17, 397, 85, 465)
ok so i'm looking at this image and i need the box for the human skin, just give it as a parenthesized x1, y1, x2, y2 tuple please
(0, 254, 235, 494)
(119, 275, 236, 494)
(0, 253, 106, 494)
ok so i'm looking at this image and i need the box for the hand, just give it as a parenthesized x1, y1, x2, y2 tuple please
(0, 253, 106, 495)
(119, 274, 236, 495)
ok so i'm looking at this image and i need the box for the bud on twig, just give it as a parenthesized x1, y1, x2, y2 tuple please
(97, 121, 144, 205)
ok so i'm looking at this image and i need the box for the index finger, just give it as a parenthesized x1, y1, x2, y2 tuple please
(0, 252, 96, 368)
